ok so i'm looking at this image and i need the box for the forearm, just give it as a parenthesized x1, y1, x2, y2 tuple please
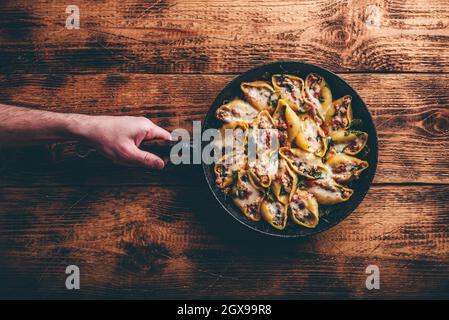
(0, 103, 171, 169)
(0, 104, 87, 148)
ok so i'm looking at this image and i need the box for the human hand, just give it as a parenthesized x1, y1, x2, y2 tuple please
(76, 115, 171, 170)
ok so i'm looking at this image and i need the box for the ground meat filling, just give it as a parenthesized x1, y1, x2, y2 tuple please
(216, 109, 229, 120)
(276, 116, 289, 147)
(347, 140, 359, 153)
(215, 164, 228, 187)
(274, 161, 293, 195)
(235, 181, 251, 199)
(333, 164, 347, 174)
(277, 77, 304, 107)
(251, 163, 270, 185)
(271, 202, 285, 226)
(247, 203, 259, 219)
(331, 97, 351, 131)
(308, 74, 323, 100)
(346, 135, 364, 153)
(313, 178, 350, 199)
(259, 174, 270, 185)
(247, 87, 273, 110)
(284, 150, 322, 178)
(333, 161, 367, 181)
(258, 115, 272, 129)
(290, 193, 312, 223)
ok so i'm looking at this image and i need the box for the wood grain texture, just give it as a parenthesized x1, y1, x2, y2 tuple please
(0, 73, 448, 185)
(0, 184, 448, 299)
(0, 0, 448, 73)
(0, 0, 448, 300)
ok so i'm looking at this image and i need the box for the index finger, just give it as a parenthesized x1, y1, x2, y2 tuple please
(145, 123, 172, 141)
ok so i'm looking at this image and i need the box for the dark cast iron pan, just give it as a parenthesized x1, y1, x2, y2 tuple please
(79, 61, 378, 238)
(200, 61, 378, 238)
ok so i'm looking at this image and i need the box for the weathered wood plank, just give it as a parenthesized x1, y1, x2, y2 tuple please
(0, 184, 448, 298)
(0, 73, 448, 185)
(0, 0, 448, 73)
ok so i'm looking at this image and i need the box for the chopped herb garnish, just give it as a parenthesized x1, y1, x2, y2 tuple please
(284, 83, 294, 92)
(310, 170, 323, 179)
(270, 96, 278, 108)
(347, 129, 364, 136)
(349, 119, 363, 130)
(322, 137, 333, 159)
(264, 187, 275, 202)
(296, 178, 307, 189)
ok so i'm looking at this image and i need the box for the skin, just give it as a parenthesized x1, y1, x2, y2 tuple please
(0, 104, 172, 170)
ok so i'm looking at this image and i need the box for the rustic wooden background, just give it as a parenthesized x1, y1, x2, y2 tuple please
(0, 0, 448, 299)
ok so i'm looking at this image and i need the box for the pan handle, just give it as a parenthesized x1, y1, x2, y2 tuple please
(75, 139, 194, 160)
(139, 139, 194, 157)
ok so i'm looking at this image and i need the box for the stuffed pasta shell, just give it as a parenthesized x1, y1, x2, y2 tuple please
(288, 188, 319, 228)
(330, 130, 368, 155)
(214, 122, 248, 155)
(305, 73, 332, 121)
(325, 150, 369, 183)
(231, 170, 264, 222)
(326, 95, 353, 132)
(241, 81, 279, 113)
(295, 114, 328, 157)
(305, 178, 353, 205)
(248, 150, 279, 188)
(272, 158, 298, 204)
(214, 151, 247, 189)
(261, 192, 288, 230)
(272, 99, 301, 147)
(272, 74, 307, 112)
(215, 99, 259, 124)
(279, 147, 330, 180)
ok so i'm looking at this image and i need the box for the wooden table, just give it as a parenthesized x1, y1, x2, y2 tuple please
(0, 0, 448, 299)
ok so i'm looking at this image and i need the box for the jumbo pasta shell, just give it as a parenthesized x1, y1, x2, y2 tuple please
(215, 99, 259, 124)
(214, 151, 247, 189)
(288, 188, 319, 228)
(241, 81, 279, 113)
(248, 150, 279, 188)
(330, 130, 368, 155)
(261, 195, 288, 230)
(325, 150, 369, 183)
(272, 158, 298, 204)
(272, 74, 307, 112)
(214, 122, 248, 155)
(306, 178, 354, 205)
(305, 73, 332, 119)
(279, 147, 330, 180)
(326, 95, 353, 132)
(272, 99, 301, 145)
(231, 170, 264, 222)
(295, 114, 328, 157)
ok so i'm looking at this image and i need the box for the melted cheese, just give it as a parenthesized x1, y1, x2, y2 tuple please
(216, 99, 258, 124)
(298, 117, 321, 153)
(306, 179, 352, 205)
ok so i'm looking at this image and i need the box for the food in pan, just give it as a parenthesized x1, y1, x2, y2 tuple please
(215, 99, 259, 124)
(305, 73, 332, 121)
(240, 81, 279, 113)
(326, 95, 353, 132)
(231, 170, 264, 222)
(214, 73, 369, 230)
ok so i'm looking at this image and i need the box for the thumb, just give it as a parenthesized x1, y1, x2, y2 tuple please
(129, 145, 166, 170)
(145, 123, 172, 141)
